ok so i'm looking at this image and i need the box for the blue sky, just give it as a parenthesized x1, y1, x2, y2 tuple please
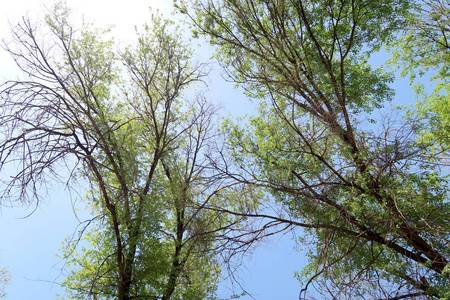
(0, 1, 416, 299)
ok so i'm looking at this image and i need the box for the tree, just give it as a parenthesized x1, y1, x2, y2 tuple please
(60, 97, 227, 300)
(180, 0, 450, 299)
(0, 3, 240, 299)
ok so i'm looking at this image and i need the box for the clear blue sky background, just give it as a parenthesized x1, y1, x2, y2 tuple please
(0, 1, 414, 299)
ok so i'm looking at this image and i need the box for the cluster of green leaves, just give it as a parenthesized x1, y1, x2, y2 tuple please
(0, 263, 10, 299)
(391, 1, 450, 148)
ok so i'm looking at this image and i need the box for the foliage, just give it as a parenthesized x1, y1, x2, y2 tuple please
(390, 1, 450, 149)
(180, 0, 450, 299)
(0, 264, 10, 299)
